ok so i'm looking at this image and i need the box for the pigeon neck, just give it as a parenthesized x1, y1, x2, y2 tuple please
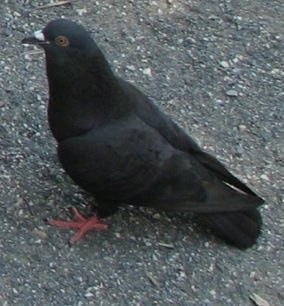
(46, 49, 128, 110)
(46, 50, 132, 141)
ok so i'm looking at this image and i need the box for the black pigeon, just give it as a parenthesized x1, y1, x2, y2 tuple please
(22, 19, 264, 248)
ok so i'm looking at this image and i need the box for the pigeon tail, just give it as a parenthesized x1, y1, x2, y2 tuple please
(197, 209, 262, 249)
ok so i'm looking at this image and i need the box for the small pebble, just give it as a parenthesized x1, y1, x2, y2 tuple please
(32, 228, 47, 239)
(250, 271, 260, 280)
(143, 67, 152, 76)
(114, 232, 121, 238)
(126, 65, 136, 71)
(220, 61, 229, 68)
(271, 68, 282, 75)
(238, 125, 247, 132)
(236, 145, 244, 156)
(260, 174, 269, 181)
(84, 292, 94, 298)
(145, 241, 152, 247)
(152, 213, 161, 220)
(76, 8, 87, 16)
(226, 89, 238, 97)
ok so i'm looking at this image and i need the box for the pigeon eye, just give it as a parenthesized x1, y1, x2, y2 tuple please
(55, 36, 69, 46)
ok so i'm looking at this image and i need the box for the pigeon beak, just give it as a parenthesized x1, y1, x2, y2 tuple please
(21, 30, 48, 45)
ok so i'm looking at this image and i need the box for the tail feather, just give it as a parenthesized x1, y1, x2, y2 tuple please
(192, 151, 263, 248)
(193, 151, 259, 197)
(197, 209, 262, 249)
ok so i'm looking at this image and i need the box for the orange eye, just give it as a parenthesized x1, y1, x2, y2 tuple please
(55, 36, 69, 46)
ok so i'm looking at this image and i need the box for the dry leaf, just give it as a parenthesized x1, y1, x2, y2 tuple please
(157, 242, 174, 249)
(250, 293, 270, 306)
(34, 1, 71, 10)
(145, 271, 159, 288)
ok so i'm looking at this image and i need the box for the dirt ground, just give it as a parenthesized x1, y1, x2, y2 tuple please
(0, 0, 283, 305)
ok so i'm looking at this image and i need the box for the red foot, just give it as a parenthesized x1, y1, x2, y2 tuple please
(48, 207, 108, 244)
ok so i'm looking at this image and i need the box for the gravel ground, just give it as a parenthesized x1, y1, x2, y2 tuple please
(1, 0, 283, 305)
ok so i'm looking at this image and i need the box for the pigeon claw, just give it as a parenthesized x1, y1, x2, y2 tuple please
(48, 207, 108, 244)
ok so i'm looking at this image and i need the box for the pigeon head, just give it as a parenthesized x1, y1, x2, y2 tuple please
(22, 18, 125, 136)
(22, 19, 98, 57)
(21, 19, 114, 94)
